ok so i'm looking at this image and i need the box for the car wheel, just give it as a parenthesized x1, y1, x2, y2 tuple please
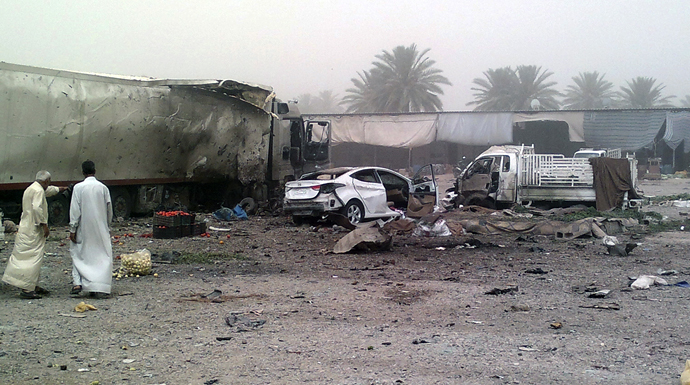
(239, 197, 257, 215)
(47, 195, 70, 226)
(343, 200, 364, 225)
(110, 188, 132, 219)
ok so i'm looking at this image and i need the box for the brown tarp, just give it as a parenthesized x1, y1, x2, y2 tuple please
(589, 158, 640, 211)
(456, 217, 613, 239)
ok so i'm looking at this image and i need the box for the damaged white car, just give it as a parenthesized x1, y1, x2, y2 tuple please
(284, 165, 438, 225)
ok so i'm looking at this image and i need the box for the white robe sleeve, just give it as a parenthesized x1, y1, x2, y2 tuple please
(69, 187, 81, 233)
(45, 186, 59, 197)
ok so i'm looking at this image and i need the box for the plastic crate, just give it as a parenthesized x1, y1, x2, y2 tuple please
(190, 222, 207, 236)
(154, 213, 181, 227)
(153, 226, 182, 239)
(180, 214, 192, 226)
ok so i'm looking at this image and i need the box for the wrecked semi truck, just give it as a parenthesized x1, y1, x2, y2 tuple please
(453, 145, 638, 209)
(0, 62, 331, 224)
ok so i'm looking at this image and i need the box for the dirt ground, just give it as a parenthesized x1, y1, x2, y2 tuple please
(2, 178, 690, 384)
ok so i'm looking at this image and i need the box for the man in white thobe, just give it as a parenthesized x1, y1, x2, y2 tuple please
(2, 170, 65, 299)
(69, 161, 113, 298)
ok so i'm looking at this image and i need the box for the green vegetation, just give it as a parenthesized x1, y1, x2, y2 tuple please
(649, 193, 690, 202)
(176, 252, 248, 264)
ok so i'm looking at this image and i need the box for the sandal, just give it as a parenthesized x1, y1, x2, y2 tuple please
(35, 286, 50, 295)
(20, 290, 42, 299)
(70, 285, 82, 295)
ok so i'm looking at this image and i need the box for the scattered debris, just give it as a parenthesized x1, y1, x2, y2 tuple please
(510, 304, 530, 312)
(525, 267, 548, 274)
(326, 213, 357, 231)
(657, 268, 679, 276)
(74, 302, 97, 313)
(333, 224, 392, 254)
(588, 290, 611, 298)
(550, 322, 563, 329)
(518, 346, 538, 352)
(485, 286, 518, 295)
(579, 302, 621, 310)
(225, 313, 266, 332)
(630, 275, 668, 290)
(413, 214, 452, 237)
(154, 250, 181, 264)
(59, 313, 86, 318)
(215, 337, 233, 341)
(180, 292, 263, 303)
(674, 281, 690, 288)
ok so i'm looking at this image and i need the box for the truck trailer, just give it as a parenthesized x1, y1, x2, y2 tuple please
(453, 145, 638, 209)
(0, 62, 332, 224)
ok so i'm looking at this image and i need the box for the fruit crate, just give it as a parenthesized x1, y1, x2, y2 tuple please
(153, 225, 182, 239)
(153, 213, 181, 227)
(190, 222, 207, 236)
(154, 211, 194, 227)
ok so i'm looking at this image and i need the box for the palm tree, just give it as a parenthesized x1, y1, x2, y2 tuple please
(562, 71, 616, 109)
(619, 76, 675, 108)
(315, 90, 343, 113)
(341, 44, 451, 113)
(467, 66, 518, 111)
(467, 65, 560, 110)
(295, 93, 316, 114)
(295, 91, 343, 114)
(341, 70, 384, 113)
(680, 95, 690, 108)
(512, 65, 560, 110)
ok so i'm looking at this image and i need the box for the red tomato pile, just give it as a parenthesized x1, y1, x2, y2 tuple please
(156, 211, 191, 217)
(199, 232, 211, 238)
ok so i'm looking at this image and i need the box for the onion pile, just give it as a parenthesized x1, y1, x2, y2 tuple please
(119, 249, 152, 276)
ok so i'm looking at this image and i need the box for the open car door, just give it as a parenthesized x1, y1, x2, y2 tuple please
(407, 164, 438, 218)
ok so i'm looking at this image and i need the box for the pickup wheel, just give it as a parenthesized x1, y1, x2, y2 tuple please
(111, 188, 132, 219)
(465, 193, 496, 209)
(342, 200, 364, 225)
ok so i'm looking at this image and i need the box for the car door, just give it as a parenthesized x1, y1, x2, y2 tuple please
(407, 164, 437, 216)
(350, 169, 388, 214)
(495, 155, 516, 203)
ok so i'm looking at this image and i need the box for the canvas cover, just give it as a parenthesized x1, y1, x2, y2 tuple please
(513, 112, 585, 142)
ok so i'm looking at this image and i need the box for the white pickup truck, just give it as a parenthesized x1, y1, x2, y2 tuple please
(453, 145, 637, 208)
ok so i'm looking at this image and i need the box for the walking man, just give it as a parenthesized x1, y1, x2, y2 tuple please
(69, 160, 113, 298)
(2, 170, 66, 299)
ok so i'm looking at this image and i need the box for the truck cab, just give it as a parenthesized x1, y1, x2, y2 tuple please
(454, 145, 527, 208)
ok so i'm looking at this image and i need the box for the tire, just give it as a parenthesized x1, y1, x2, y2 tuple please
(111, 188, 132, 219)
(47, 195, 70, 226)
(342, 200, 365, 225)
(239, 197, 257, 215)
(465, 193, 496, 209)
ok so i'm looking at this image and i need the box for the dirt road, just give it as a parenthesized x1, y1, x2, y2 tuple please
(2, 179, 690, 384)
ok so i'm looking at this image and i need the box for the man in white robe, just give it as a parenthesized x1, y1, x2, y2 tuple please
(69, 161, 113, 298)
(2, 170, 65, 299)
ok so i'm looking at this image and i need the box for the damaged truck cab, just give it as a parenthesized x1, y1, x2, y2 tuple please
(454, 145, 637, 209)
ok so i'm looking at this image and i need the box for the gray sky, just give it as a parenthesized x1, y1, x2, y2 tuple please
(2, 0, 689, 110)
